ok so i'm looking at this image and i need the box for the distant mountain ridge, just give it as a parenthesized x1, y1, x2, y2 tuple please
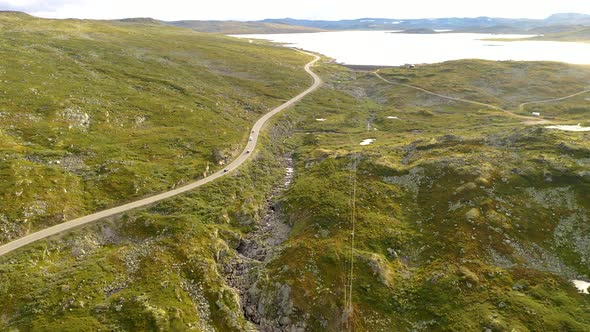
(166, 12, 590, 34)
(260, 13, 590, 33)
(3, 10, 590, 35)
(117, 17, 162, 24)
(546, 13, 590, 25)
(166, 20, 324, 34)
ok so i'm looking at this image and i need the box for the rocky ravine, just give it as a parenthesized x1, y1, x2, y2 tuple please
(222, 155, 305, 332)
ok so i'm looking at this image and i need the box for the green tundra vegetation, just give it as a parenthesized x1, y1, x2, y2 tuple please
(532, 27, 590, 42)
(0, 12, 310, 244)
(260, 61, 590, 330)
(530, 26, 590, 43)
(1, 12, 590, 332)
(489, 27, 590, 43)
(166, 20, 325, 34)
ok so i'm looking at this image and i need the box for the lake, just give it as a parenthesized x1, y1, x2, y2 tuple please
(234, 31, 590, 66)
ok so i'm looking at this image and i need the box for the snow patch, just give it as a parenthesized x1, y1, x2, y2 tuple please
(387, 116, 399, 119)
(316, 118, 326, 122)
(360, 139, 376, 146)
(545, 124, 590, 132)
(572, 280, 590, 294)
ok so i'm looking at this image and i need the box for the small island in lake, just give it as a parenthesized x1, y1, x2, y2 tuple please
(391, 28, 438, 34)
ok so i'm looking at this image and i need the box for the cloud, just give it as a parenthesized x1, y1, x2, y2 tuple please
(1, 0, 590, 21)
(0, 0, 83, 13)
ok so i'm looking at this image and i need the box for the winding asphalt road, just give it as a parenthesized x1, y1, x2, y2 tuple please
(0, 50, 321, 257)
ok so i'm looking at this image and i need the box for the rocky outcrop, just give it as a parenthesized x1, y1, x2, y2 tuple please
(221, 155, 305, 331)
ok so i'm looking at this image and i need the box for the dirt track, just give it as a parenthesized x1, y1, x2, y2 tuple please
(0, 50, 321, 257)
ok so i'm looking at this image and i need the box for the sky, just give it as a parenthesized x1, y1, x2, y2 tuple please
(1, 0, 590, 21)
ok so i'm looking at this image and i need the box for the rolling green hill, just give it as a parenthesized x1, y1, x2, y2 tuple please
(0, 12, 311, 244)
(254, 60, 590, 330)
(534, 27, 590, 42)
(166, 20, 324, 34)
(491, 26, 590, 42)
(1, 12, 590, 332)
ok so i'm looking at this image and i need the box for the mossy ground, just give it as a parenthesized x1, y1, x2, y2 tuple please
(0, 12, 310, 243)
(167, 20, 324, 34)
(0, 118, 295, 330)
(254, 59, 590, 331)
(1, 13, 590, 331)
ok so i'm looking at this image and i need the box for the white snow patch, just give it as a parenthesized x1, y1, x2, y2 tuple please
(572, 280, 590, 294)
(387, 116, 399, 119)
(360, 139, 376, 146)
(316, 118, 326, 122)
(545, 124, 590, 132)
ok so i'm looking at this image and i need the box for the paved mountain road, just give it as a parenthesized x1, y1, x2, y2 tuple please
(0, 50, 321, 257)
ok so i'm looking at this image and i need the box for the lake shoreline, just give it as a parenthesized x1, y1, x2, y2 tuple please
(234, 31, 590, 66)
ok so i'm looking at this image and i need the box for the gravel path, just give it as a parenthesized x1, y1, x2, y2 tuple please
(373, 70, 589, 125)
(0, 50, 321, 257)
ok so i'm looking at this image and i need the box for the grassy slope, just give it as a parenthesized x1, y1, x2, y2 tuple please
(0, 12, 311, 244)
(0, 127, 292, 330)
(249, 60, 590, 331)
(166, 20, 324, 34)
(531, 27, 590, 42)
(488, 27, 590, 43)
(0, 15, 306, 328)
(1, 15, 590, 330)
(375, 60, 590, 121)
